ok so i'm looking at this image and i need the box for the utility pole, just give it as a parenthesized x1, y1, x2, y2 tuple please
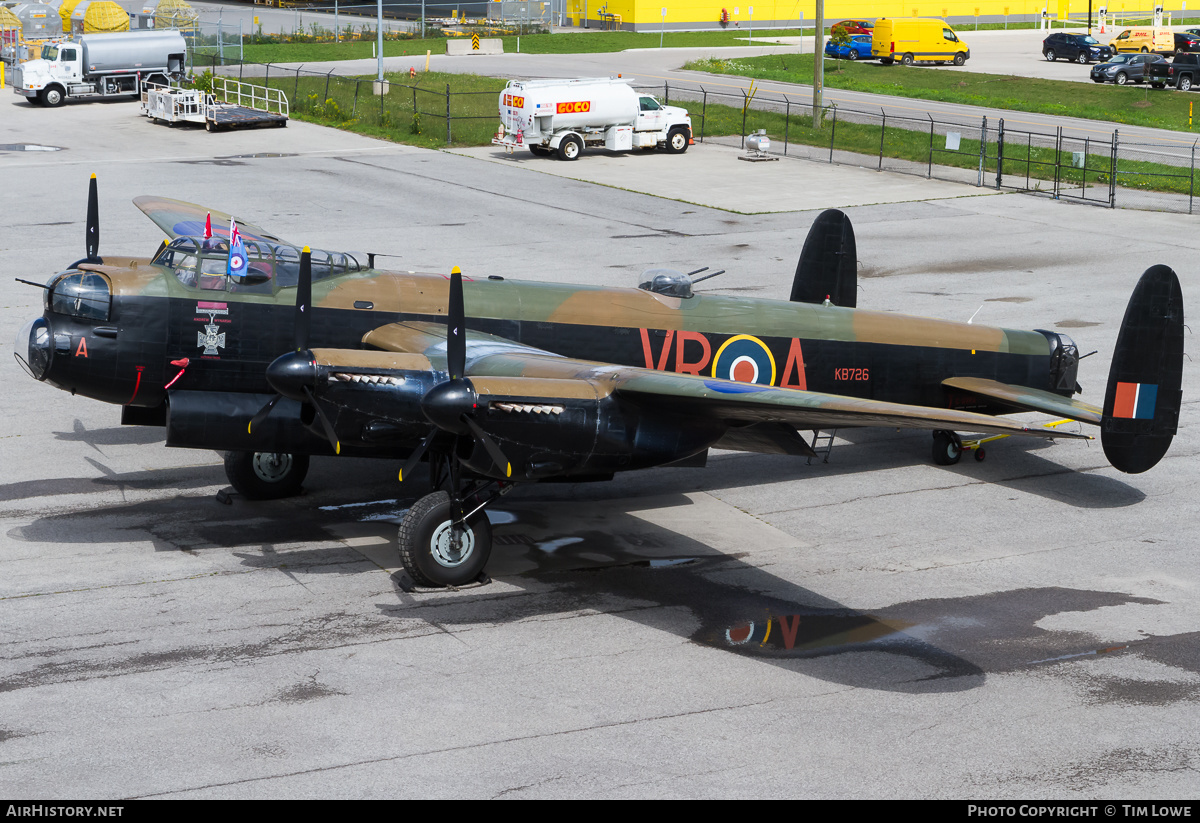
(813, 0, 824, 125)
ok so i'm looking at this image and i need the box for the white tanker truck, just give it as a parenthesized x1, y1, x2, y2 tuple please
(13, 29, 186, 107)
(492, 77, 692, 161)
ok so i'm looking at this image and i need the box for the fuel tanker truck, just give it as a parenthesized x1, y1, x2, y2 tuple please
(13, 29, 186, 107)
(492, 77, 692, 160)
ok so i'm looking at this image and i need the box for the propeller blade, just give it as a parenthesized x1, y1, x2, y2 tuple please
(247, 393, 282, 435)
(447, 266, 465, 380)
(462, 415, 512, 479)
(85, 173, 100, 263)
(398, 428, 438, 483)
(302, 385, 340, 455)
(294, 247, 312, 352)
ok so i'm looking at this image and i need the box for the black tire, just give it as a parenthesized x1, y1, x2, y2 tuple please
(953, 52, 966, 66)
(205, 119, 214, 132)
(901, 52, 915, 66)
(1077, 52, 1089, 64)
(1180, 76, 1194, 91)
(1116, 71, 1129, 85)
(931, 431, 962, 466)
(974, 447, 987, 462)
(398, 491, 493, 588)
(223, 451, 310, 500)
(848, 49, 859, 60)
(1141, 46, 1149, 53)
(41, 86, 65, 107)
(1045, 49, 1056, 61)
(556, 134, 582, 161)
(529, 144, 550, 156)
(665, 127, 689, 154)
(880, 57, 894, 65)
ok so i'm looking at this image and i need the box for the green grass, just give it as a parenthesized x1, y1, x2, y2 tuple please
(685, 53, 1200, 132)
(239, 29, 809, 64)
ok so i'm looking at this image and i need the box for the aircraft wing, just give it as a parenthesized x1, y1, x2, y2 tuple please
(608, 370, 1092, 440)
(942, 377, 1103, 424)
(132, 196, 293, 246)
(359, 321, 1090, 443)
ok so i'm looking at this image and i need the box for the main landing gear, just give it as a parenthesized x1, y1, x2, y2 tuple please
(397, 452, 513, 589)
(224, 451, 310, 499)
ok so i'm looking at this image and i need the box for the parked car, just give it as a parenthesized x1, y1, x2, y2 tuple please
(1174, 32, 1200, 53)
(1089, 52, 1167, 84)
(1147, 52, 1200, 89)
(1042, 32, 1113, 63)
(832, 19, 873, 35)
(825, 34, 873, 60)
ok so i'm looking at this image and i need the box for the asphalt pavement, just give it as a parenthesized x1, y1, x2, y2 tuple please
(1, 52, 1198, 800)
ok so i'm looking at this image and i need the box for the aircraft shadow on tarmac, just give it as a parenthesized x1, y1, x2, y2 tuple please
(13, 448, 1173, 696)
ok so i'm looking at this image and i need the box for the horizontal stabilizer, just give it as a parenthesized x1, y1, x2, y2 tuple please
(791, 209, 857, 308)
(1102, 265, 1184, 474)
(942, 377, 1102, 424)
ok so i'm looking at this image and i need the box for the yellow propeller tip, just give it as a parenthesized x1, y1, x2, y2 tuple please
(90, 173, 96, 179)
(302, 245, 311, 253)
(398, 470, 404, 482)
(505, 463, 511, 478)
(451, 265, 461, 274)
(335, 443, 341, 455)
(247, 422, 253, 434)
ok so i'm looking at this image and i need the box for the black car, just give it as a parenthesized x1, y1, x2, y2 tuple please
(1090, 52, 1167, 84)
(1174, 32, 1200, 53)
(1043, 32, 1113, 63)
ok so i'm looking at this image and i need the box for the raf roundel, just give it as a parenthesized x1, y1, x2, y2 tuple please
(712, 334, 777, 386)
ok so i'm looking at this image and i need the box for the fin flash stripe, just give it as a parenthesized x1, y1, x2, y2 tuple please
(1113, 382, 1158, 419)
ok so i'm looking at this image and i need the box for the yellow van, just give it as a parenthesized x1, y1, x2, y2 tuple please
(1108, 28, 1174, 55)
(872, 18, 970, 65)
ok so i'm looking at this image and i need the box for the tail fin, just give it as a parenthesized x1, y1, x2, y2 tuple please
(791, 209, 857, 308)
(1102, 265, 1184, 474)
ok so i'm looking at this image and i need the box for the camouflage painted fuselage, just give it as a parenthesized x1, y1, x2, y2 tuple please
(31, 260, 1063, 440)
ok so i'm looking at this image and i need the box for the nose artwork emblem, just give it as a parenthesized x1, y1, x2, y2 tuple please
(196, 302, 229, 357)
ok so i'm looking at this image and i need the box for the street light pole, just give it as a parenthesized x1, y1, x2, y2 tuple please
(813, 0, 824, 123)
(377, 0, 383, 82)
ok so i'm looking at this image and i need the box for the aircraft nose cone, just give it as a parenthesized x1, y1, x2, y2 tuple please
(421, 378, 477, 434)
(265, 350, 318, 401)
(15, 317, 52, 381)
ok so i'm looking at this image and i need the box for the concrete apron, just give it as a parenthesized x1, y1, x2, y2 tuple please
(450, 139, 1000, 213)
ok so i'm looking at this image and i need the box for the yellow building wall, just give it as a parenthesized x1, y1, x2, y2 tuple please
(595, 1, 1195, 28)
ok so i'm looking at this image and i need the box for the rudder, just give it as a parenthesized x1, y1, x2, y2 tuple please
(1102, 265, 1184, 474)
(791, 209, 857, 308)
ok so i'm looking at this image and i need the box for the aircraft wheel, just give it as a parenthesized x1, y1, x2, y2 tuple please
(931, 431, 962, 466)
(974, 447, 987, 462)
(398, 491, 492, 588)
(223, 451, 310, 500)
(557, 134, 582, 161)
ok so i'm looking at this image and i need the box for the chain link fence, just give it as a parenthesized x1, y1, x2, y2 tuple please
(197, 53, 1200, 214)
(657, 80, 1200, 215)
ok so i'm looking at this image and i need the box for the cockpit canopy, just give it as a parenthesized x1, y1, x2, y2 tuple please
(153, 236, 365, 293)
